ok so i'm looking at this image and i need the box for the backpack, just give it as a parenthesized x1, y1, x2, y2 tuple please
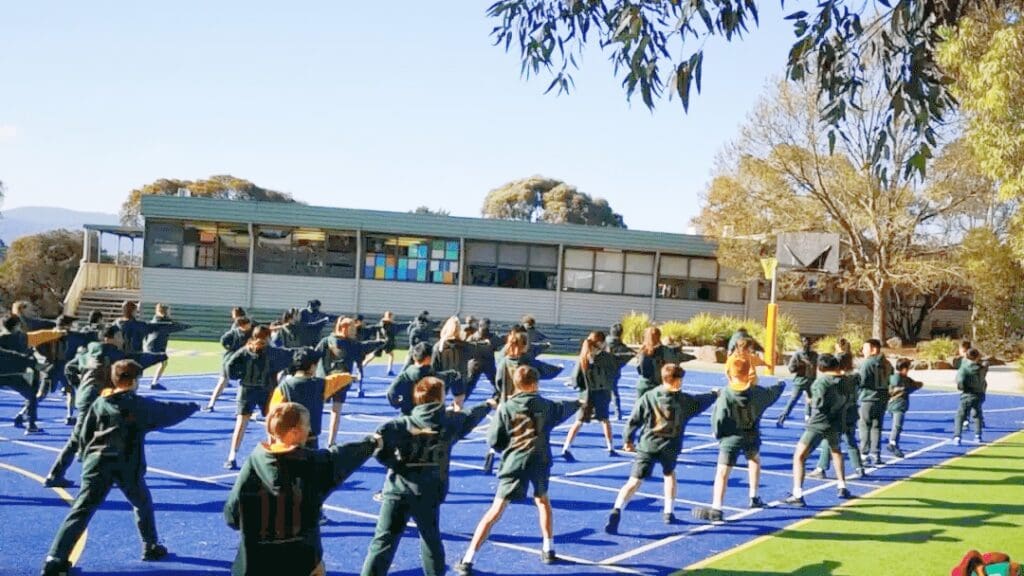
(952, 551, 1021, 576)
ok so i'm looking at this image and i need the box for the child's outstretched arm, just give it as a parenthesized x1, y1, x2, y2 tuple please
(143, 398, 200, 431)
(325, 435, 381, 490)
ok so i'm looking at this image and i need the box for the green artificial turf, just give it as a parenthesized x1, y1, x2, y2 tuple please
(159, 339, 412, 375)
(682, 431, 1024, 575)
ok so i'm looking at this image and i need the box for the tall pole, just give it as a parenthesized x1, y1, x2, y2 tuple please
(761, 258, 779, 376)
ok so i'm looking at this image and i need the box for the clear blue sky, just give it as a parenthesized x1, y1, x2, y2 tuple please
(0, 1, 795, 233)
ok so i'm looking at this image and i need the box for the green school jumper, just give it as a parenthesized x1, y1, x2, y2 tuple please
(816, 372, 863, 472)
(225, 437, 378, 576)
(362, 402, 492, 576)
(46, 391, 198, 562)
(490, 392, 578, 500)
(798, 375, 845, 453)
(857, 355, 893, 458)
(712, 383, 786, 466)
(779, 348, 818, 422)
(887, 374, 923, 447)
(572, 351, 621, 422)
(635, 346, 696, 400)
(954, 360, 987, 438)
(624, 387, 716, 478)
(386, 364, 464, 415)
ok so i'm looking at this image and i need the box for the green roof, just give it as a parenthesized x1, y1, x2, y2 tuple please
(141, 195, 718, 257)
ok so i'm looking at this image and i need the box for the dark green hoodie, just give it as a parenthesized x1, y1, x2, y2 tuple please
(956, 360, 987, 396)
(77, 389, 197, 467)
(489, 392, 578, 475)
(224, 437, 378, 576)
(376, 401, 491, 500)
(858, 354, 893, 402)
(625, 387, 717, 454)
(66, 342, 125, 418)
(636, 345, 695, 398)
(386, 364, 464, 415)
(806, 375, 846, 431)
(572, 350, 620, 395)
(711, 382, 786, 440)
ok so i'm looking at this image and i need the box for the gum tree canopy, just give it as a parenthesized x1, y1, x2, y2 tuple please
(486, 0, 990, 179)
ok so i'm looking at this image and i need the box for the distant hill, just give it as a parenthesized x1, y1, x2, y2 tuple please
(0, 206, 121, 245)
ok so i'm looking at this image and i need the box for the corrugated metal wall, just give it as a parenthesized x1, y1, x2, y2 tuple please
(142, 268, 247, 306)
(559, 292, 652, 326)
(654, 299, 746, 321)
(357, 280, 458, 318)
(251, 274, 357, 313)
(461, 286, 556, 323)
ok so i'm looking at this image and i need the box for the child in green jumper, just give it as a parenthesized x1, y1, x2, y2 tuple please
(561, 331, 620, 460)
(456, 366, 580, 574)
(886, 358, 923, 457)
(40, 360, 199, 576)
(954, 348, 987, 445)
(605, 363, 717, 532)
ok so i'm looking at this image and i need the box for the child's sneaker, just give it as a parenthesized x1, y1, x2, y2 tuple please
(43, 476, 73, 488)
(25, 424, 44, 435)
(63, 416, 76, 426)
(149, 383, 167, 391)
(837, 487, 853, 499)
(953, 436, 962, 446)
(561, 450, 576, 463)
(783, 495, 807, 507)
(387, 370, 395, 377)
(607, 448, 617, 457)
(201, 405, 215, 413)
(142, 543, 168, 561)
(691, 507, 723, 523)
(974, 435, 985, 444)
(482, 452, 494, 475)
(40, 557, 72, 576)
(223, 459, 238, 470)
(663, 512, 676, 524)
(749, 496, 766, 509)
(887, 444, 905, 458)
(604, 510, 620, 534)
(806, 468, 826, 479)
(13, 414, 24, 428)
(541, 550, 557, 564)
(855, 467, 867, 477)
(873, 454, 884, 465)
(455, 562, 473, 576)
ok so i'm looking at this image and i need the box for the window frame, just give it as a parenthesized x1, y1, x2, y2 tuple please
(464, 240, 557, 291)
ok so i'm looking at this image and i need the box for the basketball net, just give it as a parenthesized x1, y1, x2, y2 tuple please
(760, 257, 778, 280)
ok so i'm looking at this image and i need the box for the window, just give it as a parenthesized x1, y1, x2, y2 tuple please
(325, 233, 357, 278)
(658, 256, 741, 303)
(251, 227, 353, 278)
(465, 241, 557, 290)
(563, 248, 655, 296)
(144, 220, 249, 273)
(364, 235, 459, 284)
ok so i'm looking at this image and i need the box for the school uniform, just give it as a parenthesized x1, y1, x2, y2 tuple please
(798, 375, 846, 453)
(386, 364, 464, 415)
(227, 346, 293, 417)
(143, 314, 191, 354)
(44, 390, 198, 564)
(606, 337, 636, 419)
(493, 355, 533, 402)
(954, 360, 987, 439)
(624, 386, 716, 478)
(887, 374, 923, 448)
(779, 348, 818, 422)
(224, 436, 379, 576)
(857, 354, 893, 459)
(816, 372, 864, 473)
(314, 335, 385, 401)
(572, 351, 621, 423)
(114, 317, 153, 354)
(362, 401, 493, 576)
(635, 346, 696, 399)
(295, 308, 332, 348)
(407, 319, 435, 349)
(465, 330, 499, 394)
(47, 342, 126, 481)
(432, 339, 490, 399)
(0, 328, 41, 425)
(0, 347, 40, 428)
(489, 392, 578, 501)
(220, 325, 251, 377)
(271, 324, 302, 349)
(712, 383, 786, 466)
(726, 331, 762, 355)
(373, 320, 405, 355)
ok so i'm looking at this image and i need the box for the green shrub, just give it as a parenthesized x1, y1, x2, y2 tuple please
(658, 321, 692, 344)
(815, 320, 868, 355)
(620, 311, 651, 345)
(917, 337, 959, 362)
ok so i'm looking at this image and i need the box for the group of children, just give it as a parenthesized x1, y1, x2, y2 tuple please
(3, 299, 991, 576)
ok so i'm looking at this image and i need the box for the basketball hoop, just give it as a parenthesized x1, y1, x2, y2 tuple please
(760, 257, 778, 280)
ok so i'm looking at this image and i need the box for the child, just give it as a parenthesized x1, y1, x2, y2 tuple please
(605, 363, 716, 532)
(269, 349, 353, 449)
(203, 311, 251, 412)
(224, 402, 380, 576)
(606, 323, 636, 420)
(777, 336, 818, 427)
(296, 299, 332, 347)
(224, 326, 293, 469)
(886, 358, 923, 457)
(456, 366, 580, 574)
(315, 317, 385, 443)
(954, 347, 987, 445)
(692, 342, 785, 522)
(857, 339, 893, 465)
(269, 308, 301, 349)
(361, 377, 495, 576)
(808, 340, 865, 478)
(407, 311, 435, 350)
(727, 327, 763, 355)
(562, 331, 619, 461)
(362, 310, 404, 376)
(432, 316, 491, 403)
(634, 326, 695, 401)
(785, 354, 852, 507)
(143, 303, 191, 390)
(0, 330, 43, 435)
(40, 360, 198, 576)
(482, 331, 532, 474)
(44, 326, 129, 487)
(387, 342, 465, 415)
(467, 317, 499, 389)
(113, 300, 151, 354)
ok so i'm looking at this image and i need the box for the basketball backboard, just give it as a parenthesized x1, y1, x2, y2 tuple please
(776, 232, 840, 273)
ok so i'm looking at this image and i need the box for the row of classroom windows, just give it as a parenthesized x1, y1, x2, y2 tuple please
(143, 220, 745, 303)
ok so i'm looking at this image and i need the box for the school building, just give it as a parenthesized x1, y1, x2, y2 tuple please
(65, 195, 971, 348)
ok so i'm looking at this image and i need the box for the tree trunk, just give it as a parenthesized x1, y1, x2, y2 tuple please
(871, 284, 887, 340)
